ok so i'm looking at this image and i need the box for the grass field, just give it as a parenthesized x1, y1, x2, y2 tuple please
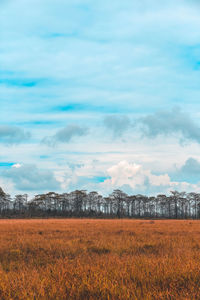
(0, 219, 200, 299)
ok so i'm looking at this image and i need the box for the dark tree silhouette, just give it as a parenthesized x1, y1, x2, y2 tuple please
(1, 187, 200, 219)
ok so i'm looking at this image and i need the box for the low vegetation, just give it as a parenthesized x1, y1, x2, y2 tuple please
(0, 219, 200, 299)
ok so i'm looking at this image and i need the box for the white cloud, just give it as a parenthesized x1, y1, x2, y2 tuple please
(102, 160, 170, 190)
(12, 163, 22, 168)
(100, 160, 200, 195)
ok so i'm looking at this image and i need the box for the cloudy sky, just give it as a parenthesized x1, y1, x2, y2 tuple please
(1, 0, 200, 197)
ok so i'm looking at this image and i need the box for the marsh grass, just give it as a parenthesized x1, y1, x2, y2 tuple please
(0, 219, 200, 299)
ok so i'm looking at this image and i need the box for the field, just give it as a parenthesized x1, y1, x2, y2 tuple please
(0, 219, 200, 299)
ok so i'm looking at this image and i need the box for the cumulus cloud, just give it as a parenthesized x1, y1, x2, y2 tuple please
(181, 157, 200, 174)
(42, 124, 88, 146)
(101, 160, 171, 194)
(103, 115, 131, 137)
(172, 157, 200, 183)
(100, 160, 200, 195)
(2, 164, 60, 192)
(138, 107, 200, 144)
(0, 126, 30, 144)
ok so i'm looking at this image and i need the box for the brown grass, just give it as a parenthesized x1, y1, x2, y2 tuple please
(0, 219, 200, 299)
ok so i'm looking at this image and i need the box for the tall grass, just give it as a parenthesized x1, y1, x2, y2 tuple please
(0, 219, 200, 299)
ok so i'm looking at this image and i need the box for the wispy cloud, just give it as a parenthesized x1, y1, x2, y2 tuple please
(0, 126, 31, 144)
(103, 115, 131, 137)
(42, 124, 88, 146)
(138, 107, 200, 144)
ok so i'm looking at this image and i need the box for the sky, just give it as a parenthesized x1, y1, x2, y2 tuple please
(1, 0, 200, 197)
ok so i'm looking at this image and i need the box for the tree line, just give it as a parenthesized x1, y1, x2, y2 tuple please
(1, 187, 200, 219)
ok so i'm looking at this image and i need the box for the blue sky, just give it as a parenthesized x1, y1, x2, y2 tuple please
(1, 0, 200, 197)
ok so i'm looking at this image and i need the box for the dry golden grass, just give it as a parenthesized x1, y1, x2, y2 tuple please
(0, 219, 200, 299)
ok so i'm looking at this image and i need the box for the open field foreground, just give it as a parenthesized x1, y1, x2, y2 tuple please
(0, 220, 200, 299)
